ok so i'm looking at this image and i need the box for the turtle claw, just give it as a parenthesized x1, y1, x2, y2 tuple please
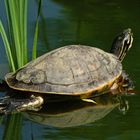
(0, 96, 10, 114)
(0, 104, 10, 114)
(0, 99, 17, 114)
(82, 98, 97, 104)
(0, 96, 10, 103)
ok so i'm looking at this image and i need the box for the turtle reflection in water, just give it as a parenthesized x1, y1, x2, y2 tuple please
(24, 94, 129, 128)
(0, 28, 134, 113)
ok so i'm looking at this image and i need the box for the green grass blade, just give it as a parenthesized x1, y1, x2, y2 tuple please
(18, 0, 28, 65)
(4, 0, 18, 69)
(0, 21, 15, 72)
(32, 0, 42, 60)
(22, 0, 28, 64)
(32, 21, 39, 60)
(4, 0, 28, 68)
(9, 0, 22, 68)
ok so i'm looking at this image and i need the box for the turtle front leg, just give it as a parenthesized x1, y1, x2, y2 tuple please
(0, 95, 44, 114)
(111, 71, 134, 95)
(121, 71, 134, 90)
(117, 71, 135, 95)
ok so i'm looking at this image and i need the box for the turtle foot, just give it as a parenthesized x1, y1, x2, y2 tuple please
(122, 71, 134, 89)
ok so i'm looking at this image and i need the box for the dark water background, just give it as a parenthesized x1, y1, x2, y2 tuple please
(0, 0, 140, 140)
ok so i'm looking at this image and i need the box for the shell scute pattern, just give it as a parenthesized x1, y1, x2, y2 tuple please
(6, 45, 122, 94)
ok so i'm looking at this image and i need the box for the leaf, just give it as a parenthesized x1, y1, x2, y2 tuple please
(0, 21, 15, 72)
(32, 0, 42, 60)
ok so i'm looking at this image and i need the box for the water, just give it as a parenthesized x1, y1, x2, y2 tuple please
(0, 0, 140, 139)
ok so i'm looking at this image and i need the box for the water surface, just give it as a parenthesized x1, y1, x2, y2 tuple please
(0, 0, 140, 140)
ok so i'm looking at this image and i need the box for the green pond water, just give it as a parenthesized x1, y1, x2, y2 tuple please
(0, 0, 140, 140)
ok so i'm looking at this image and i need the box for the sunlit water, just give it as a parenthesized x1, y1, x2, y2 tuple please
(0, 0, 140, 140)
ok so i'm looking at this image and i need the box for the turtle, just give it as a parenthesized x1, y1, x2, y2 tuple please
(0, 28, 133, 113)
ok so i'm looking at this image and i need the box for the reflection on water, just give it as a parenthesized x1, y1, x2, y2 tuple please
(0, 0, 140, 140)
(24, 94, 128, 128)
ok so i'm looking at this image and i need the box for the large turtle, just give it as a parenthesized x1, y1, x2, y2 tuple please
(0, 28, 133, 113)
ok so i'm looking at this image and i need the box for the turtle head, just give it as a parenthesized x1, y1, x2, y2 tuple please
(110, 28, 133, 62)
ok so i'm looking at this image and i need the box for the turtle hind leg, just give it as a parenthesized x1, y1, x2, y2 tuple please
(15, 95, 44, 112)
(0, 95, 44, 114)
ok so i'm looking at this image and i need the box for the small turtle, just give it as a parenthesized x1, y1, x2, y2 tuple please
(0, 28, 133, 113)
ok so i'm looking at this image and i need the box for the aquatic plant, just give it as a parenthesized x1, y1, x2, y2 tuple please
(0, 0, 28, 71)
(0, 0, 41, 71)
(0, 0, 42, 139)
(32, 0, 42, 60)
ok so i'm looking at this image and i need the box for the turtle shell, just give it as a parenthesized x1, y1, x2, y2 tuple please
(5, 45, 122, 96)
